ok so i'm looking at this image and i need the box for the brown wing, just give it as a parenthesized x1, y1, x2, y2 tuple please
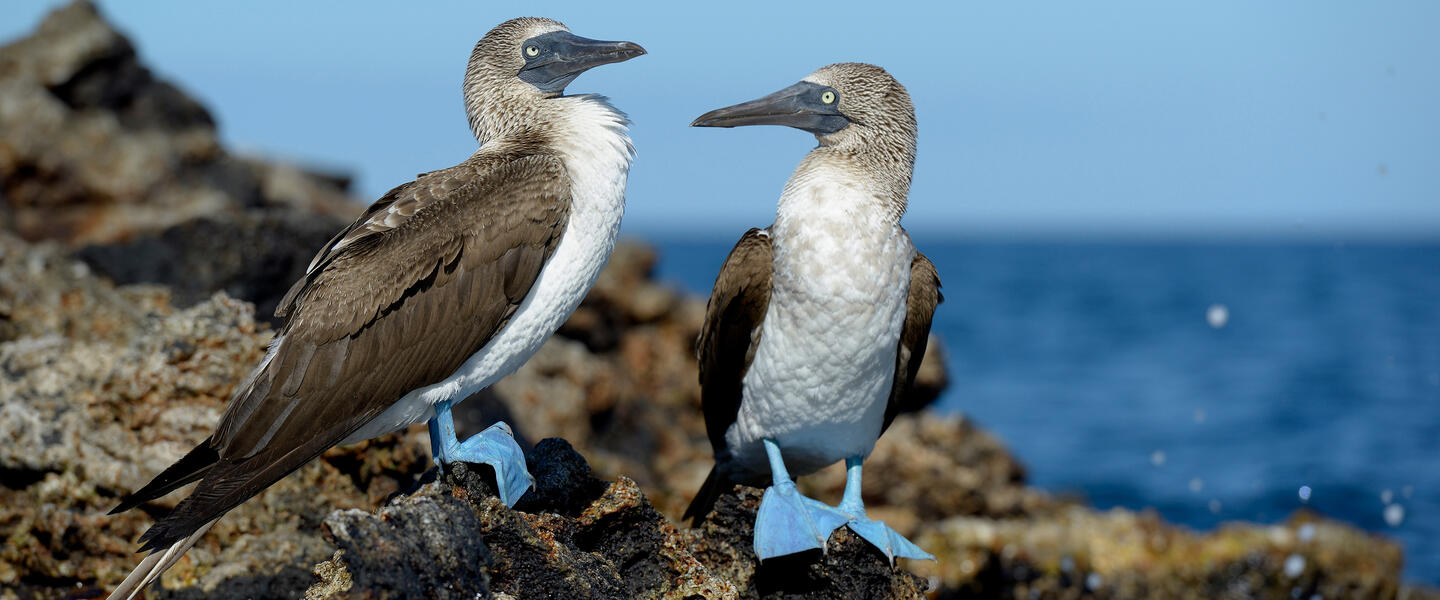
(684, 228, 773, 524)
(135, 151, 571, 551)
(695, 228, 774, 455)
(880, 251, 943, 433)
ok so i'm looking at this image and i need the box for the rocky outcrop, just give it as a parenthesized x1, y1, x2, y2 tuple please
(0, 0, 356, 306)
(0, 235, 425, 600)
(0, 0, 356, 246)
(0, 3, 1429, 600)
(306, 440, 926, 600)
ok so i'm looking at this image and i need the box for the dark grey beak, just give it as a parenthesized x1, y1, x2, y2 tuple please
(691, 81, 849, 135)
(519, 31, 646, 94)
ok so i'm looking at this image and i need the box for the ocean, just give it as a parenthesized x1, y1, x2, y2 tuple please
(649, 237, 1439, 584)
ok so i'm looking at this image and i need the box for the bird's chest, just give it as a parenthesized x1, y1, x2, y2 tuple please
(767, 220, 912, 358)
(730, 185, 913, 472)
(440, 117, 631, 392)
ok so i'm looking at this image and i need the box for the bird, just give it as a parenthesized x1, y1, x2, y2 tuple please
(105, 17, 643, 599)
(683, 63, 941, 563)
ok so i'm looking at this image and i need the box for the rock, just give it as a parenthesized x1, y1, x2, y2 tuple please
(912, 507, 1405, 600)
(310, 493, 493, 600)
(307, 439, 918, 600)
(692, 488, 928, 600)
(514, 438, 609, 517)
(0, 233, 431, 599)
(75, 209, 352, 325)
(0, 0, 356, 246)
(1, 0, 359, 324)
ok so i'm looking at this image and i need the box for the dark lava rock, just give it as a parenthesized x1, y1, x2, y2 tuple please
(76, 209, 350, 325)
(691, 488, 928, 600)
(314, 493, 493, 600)
(307, 440, 924, 600)
(514, 438, 609, 517)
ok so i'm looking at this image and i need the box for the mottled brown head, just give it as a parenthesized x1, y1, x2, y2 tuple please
(801, 63, 917, 153)
(463, 18, 645, 143)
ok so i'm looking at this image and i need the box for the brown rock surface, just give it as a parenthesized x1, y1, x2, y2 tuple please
(304, 439, 922, 600)
(0, 232, 433, 600)
(0, 0, 355, 246)
(913, 508, 1405, 600)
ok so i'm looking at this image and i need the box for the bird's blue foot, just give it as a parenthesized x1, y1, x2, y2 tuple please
(837, 456, 935, 564)
(754, 480, 851, 560)
(428, 400, 533, 507)
(752, 438, 849, 560)
(843, 516, 935, 563)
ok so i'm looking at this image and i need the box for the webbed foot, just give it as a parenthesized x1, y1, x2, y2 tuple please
(754, 480, 851, 560)
(428, 399, 533, 507)
(845, 515, 936, 563)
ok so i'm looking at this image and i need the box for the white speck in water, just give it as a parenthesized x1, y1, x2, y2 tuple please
(1402, 485, 1414, 500)
(1207, 304, 1229, 328)
(1380, 489, 1394, 504)
(1151, 450, 1167, 467)
(1283, 554, 1305, 578)
(1297, 523, 1316, 543)
(1086, 573, 1103, 590)
(1384, 503, 1405, 527)
(1310, 595, 1324, 600)
(1193, 408, 1207, 424)
(959, 558, 975, 574)
(1189, 477, 1204, 493)
(1060, 556, 1075, 573)
(1298, 485, 1312, 503)
(1209, 499, 1223, 514)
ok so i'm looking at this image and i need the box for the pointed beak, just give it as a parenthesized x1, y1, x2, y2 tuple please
(519, 31, 646, 94)
(691, 81, 849, 135)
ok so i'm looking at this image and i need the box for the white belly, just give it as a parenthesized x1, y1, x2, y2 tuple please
(342, 98, 632, 444)
(726, 189, 915, 478)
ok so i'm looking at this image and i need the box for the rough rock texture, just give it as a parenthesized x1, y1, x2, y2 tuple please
(0, 2, 1432, 600)
(689, 488, 928, 600)
(0, 233, 433, 600)
(74, 210, 354, 326)
(914, 507, 1407, 600)
(0, 0, 355, 247)
(305, 440, 921, 600)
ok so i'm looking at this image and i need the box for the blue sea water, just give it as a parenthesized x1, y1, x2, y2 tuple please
(649, 237, 1440, 585)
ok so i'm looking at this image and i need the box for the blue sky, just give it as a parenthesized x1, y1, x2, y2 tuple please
(5, 1, 1438, 240)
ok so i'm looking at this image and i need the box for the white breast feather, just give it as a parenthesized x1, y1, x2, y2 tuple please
(727, 163, 914, 477)
(343, 96, 633, 444)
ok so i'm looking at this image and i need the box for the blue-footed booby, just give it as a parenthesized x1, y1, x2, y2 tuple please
(105, 18, 643, 599)
(683, 63, 941, 563)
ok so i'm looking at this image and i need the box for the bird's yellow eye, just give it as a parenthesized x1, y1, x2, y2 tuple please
(821, 91, 836, 104)
(525, 46, 540, 57)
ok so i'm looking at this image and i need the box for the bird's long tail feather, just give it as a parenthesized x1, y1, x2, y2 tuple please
(106, 519, 217, 600)
(682, 466, 729, 527)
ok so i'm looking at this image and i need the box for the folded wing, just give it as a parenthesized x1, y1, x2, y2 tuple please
(122, 151, 572, 552)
